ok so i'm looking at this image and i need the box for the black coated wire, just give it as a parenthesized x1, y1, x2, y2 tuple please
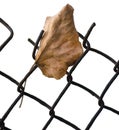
(0, 18, 119, 130)
(0, 18, 14, 52)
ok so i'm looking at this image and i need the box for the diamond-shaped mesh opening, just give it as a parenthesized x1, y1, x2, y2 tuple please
(72, 51, 114, 95)
(54, 84, 99, 129)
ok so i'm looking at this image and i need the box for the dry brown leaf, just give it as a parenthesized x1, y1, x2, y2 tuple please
(35, 4, 83, 79)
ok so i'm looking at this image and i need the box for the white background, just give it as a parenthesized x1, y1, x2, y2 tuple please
(0, 0, 119, 129)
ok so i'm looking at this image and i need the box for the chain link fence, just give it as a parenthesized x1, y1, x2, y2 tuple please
(0, 18, 119, 130)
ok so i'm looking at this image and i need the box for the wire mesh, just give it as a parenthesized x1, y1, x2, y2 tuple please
(0, 18, 119, 130)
